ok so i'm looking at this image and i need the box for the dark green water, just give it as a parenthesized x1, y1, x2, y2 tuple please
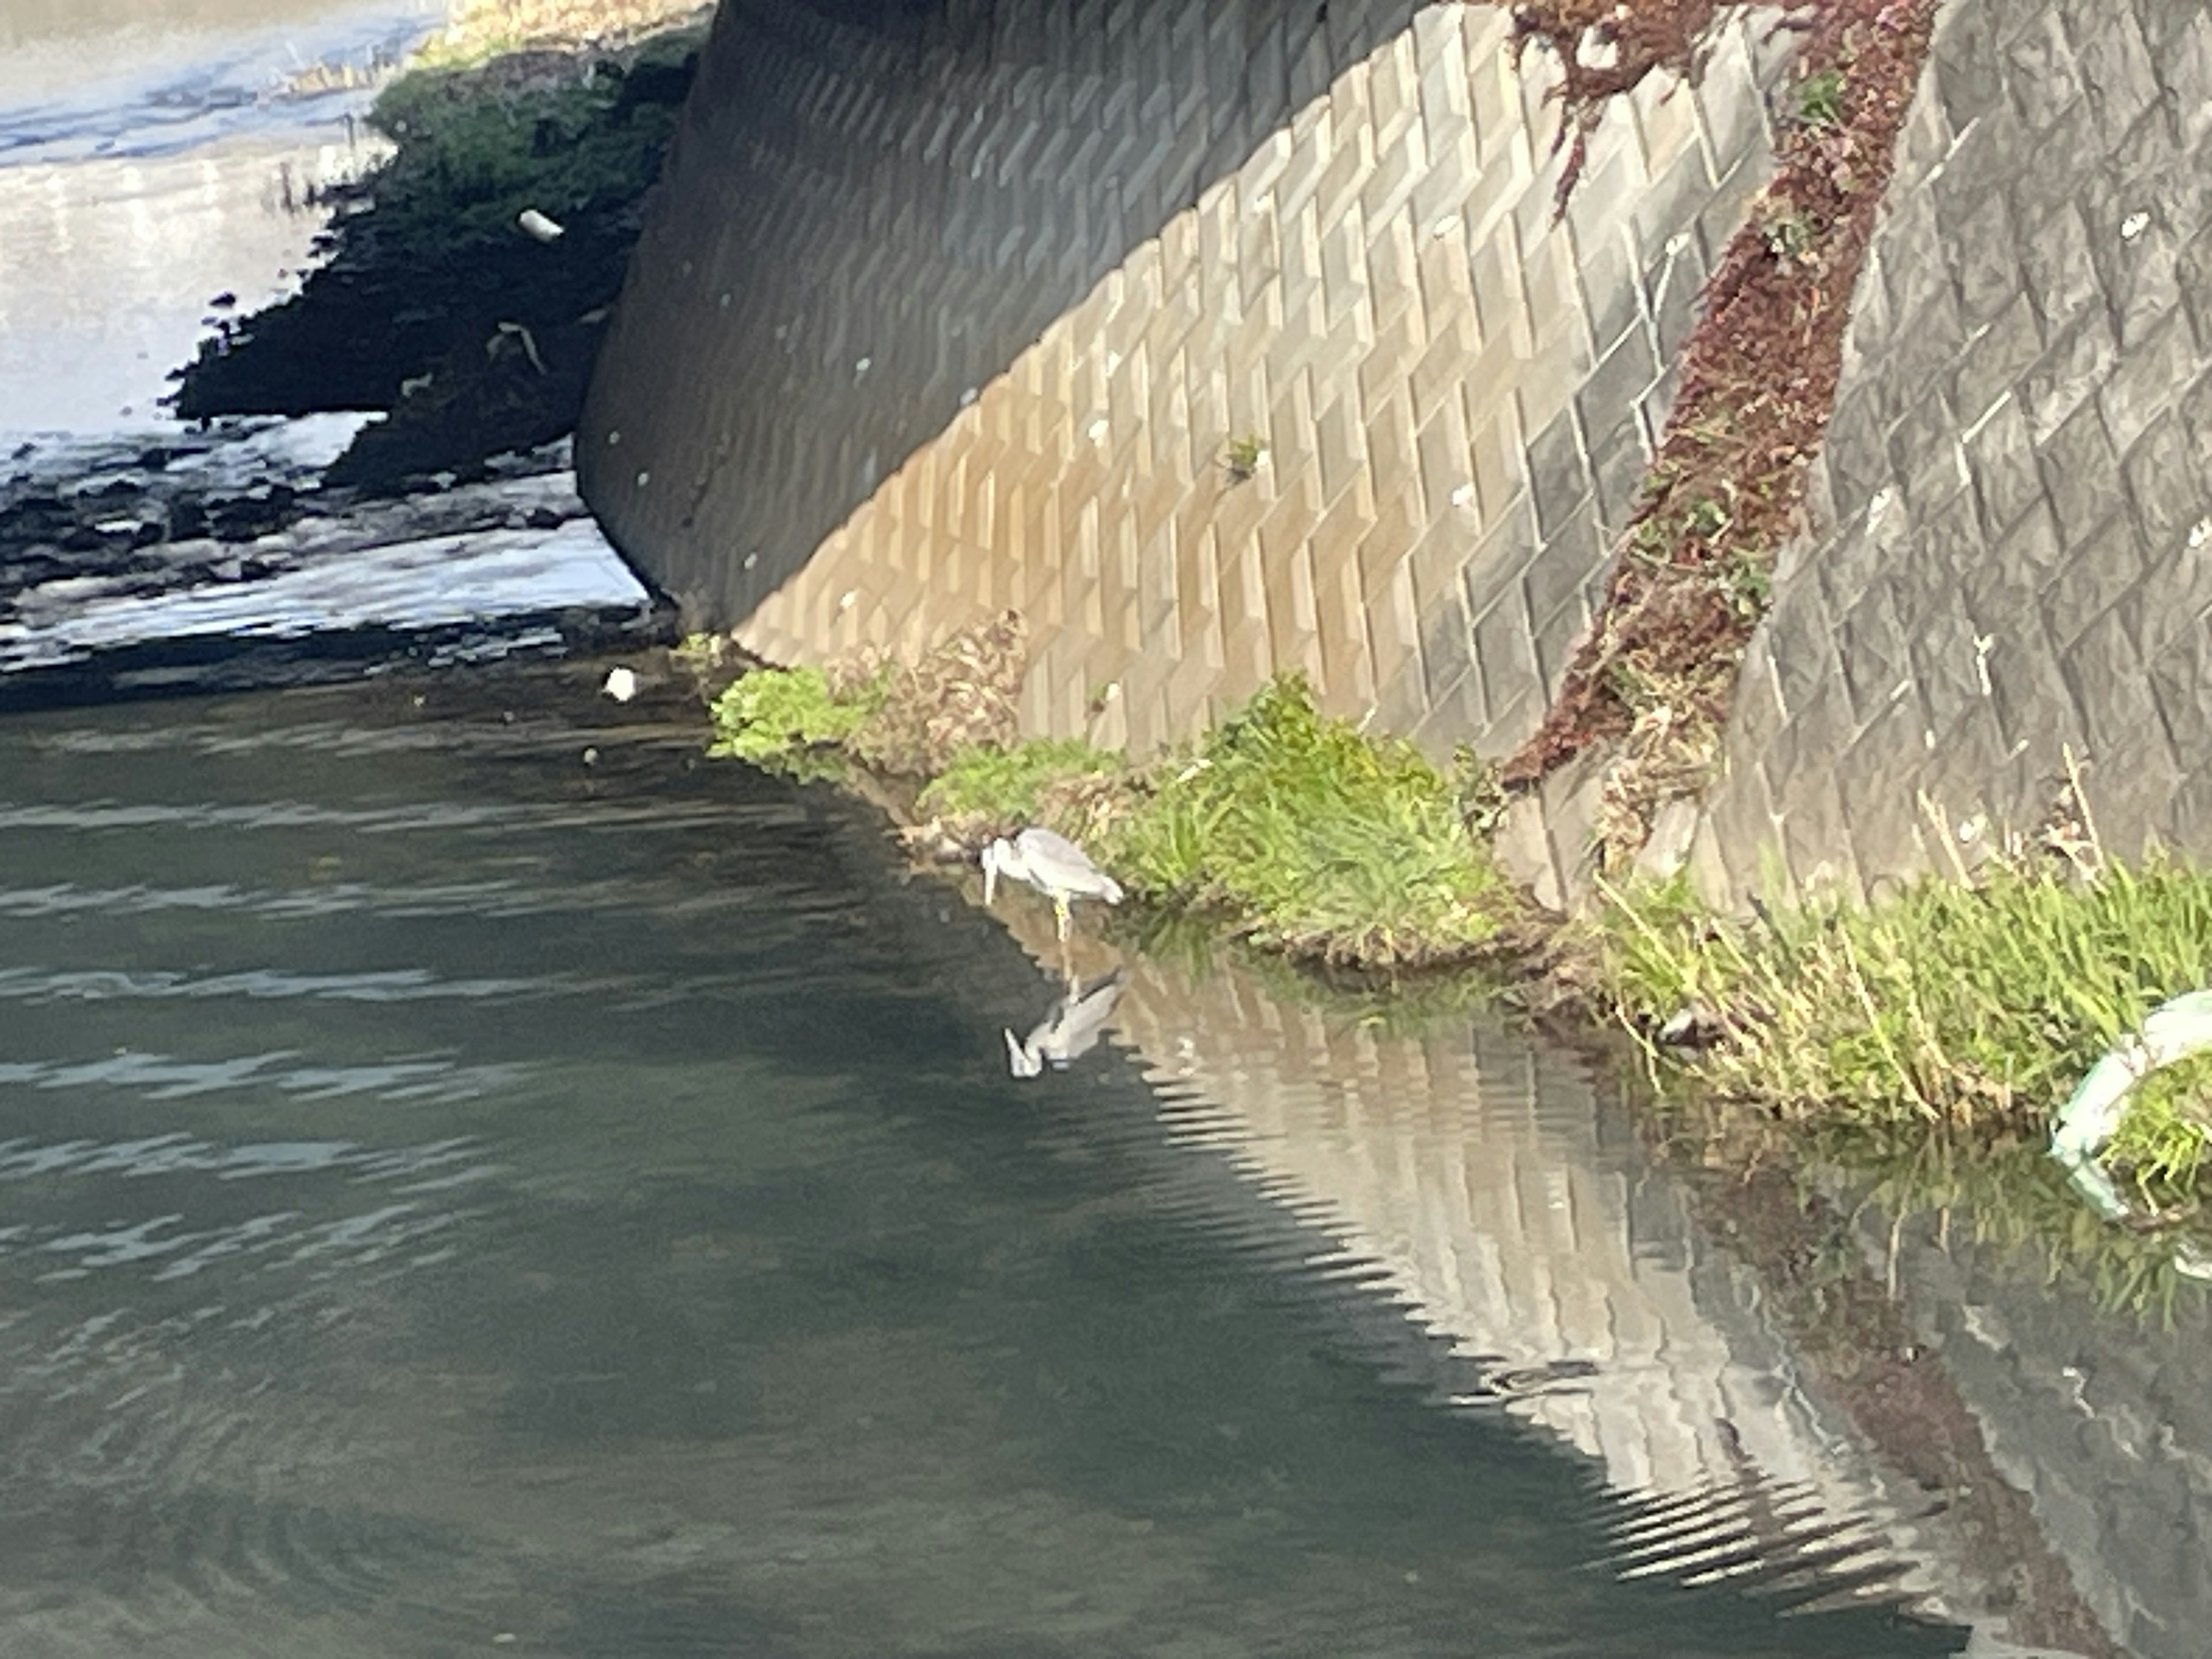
(0, 666, 1964, 1657)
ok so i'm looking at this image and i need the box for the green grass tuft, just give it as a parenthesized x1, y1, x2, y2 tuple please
(701, 669, 1510, 973)
(707, 666, 880, 771)
(2105, 1050, 2212, 1207)
(919, 738, 1123, 827)
(1103, 676, 1509, 969)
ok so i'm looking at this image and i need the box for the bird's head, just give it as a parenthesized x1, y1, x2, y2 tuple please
(1003, 1028, 1043, 1078)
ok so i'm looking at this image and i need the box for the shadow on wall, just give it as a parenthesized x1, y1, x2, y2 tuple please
(581, 0, 1427, 624)
(585, 0, 1778, 758)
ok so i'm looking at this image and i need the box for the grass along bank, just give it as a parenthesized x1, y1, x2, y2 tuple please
(690, 634, 2212, 1264)
(416, 0, 714, 69)
(694, 636, 1517, 975)
(1592, 851, 2212, 1209)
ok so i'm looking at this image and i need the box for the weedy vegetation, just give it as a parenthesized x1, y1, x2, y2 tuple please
(1098, 678, 1510, 970)
(1222, 433, 1267, 483)
(918, 738, 1127, 832)
(1593, 850, 2212, 1210)
(2104, 1050, 2212, 1208)
(700, 649, 1515, 975)
(1503, 0, 1941, 875)
(368, 29, 701, 251)
(707, 665, 880, 770)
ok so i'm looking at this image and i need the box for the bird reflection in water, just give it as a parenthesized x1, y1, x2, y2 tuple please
(1003, 971, 1125, 1078)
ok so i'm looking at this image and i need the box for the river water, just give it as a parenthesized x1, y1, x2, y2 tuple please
(0, 664, 1989, 1657)
(2, 2, 2207, 1654)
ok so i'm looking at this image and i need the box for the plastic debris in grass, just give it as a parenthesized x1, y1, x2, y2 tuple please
(2050, 988, 2212, 1274)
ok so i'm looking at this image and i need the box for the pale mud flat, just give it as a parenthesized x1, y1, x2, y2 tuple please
(0, 423, 658, 693)
(0, 0, 664, 696)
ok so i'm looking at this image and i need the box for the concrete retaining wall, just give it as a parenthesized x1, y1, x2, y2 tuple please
(581, 0, 1784, 757)
(1685, 0, 2212, 903)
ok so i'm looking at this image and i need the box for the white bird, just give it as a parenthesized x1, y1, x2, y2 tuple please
(980, 827, 1123, 942)
(1004, 972, 1124, 1078)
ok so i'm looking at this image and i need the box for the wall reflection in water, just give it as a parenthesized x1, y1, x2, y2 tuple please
(1893, 1217, 2212, 1659)
(990, 895, 2116, 1654)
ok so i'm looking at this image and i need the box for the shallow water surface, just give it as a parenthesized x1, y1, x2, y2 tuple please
(0, 668, 1979, 1657)
(1, 0, 433, 437)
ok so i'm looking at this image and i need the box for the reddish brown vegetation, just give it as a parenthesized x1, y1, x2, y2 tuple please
(1498, 0, 1940, 793)
(1508, 0, 1811, 210)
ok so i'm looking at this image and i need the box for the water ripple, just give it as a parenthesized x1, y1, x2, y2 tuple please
(0, 878, 767, 922)
(0, 797, 759, 835)
(0, 1049, 529, 1107)
(0, 1132, 482, 1185)
(0, 965, 618, 1005)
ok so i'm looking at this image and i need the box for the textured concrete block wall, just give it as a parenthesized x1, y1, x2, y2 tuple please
(1690, 0, 2212, 901)
(581, 0, 1784, 757)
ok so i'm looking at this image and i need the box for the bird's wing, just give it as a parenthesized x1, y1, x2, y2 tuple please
(1051, 976, 1124, 1062)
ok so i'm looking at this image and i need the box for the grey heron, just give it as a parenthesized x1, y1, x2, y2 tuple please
(980, 827, 1124, 942)
(1004, 971, 1125, 1078)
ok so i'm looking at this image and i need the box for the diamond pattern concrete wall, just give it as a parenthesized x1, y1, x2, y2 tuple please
(581, 0, 1783, 758)
(1688, 0, 2212, 902)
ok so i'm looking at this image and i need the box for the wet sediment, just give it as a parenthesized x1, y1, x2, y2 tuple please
(0, 425, 668, 709)
(168, 33, 702, 494)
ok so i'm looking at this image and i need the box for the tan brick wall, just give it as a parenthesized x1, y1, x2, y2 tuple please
(583, 0, 1783, 758)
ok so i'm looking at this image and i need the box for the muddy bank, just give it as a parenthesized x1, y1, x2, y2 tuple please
(0, 420, 666, 707)
(168, 27, 702, 494)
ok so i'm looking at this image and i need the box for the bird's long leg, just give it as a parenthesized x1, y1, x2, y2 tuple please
(1053, 896, 1071, 944)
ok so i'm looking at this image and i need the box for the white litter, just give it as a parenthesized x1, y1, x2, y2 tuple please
(2050, 989, 2212, 1238)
